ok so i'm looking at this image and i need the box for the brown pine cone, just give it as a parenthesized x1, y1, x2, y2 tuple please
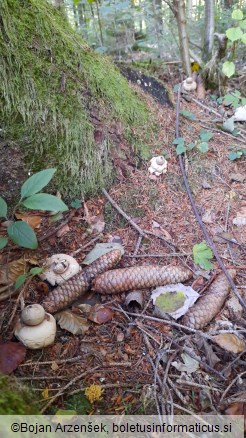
(42, 249, 122, 313)
(181, 270, 237, 330)
(92, 265, 192, 294)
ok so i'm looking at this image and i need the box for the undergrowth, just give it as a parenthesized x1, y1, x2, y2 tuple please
(0, 374, 41, 414)
(0, 0, 150, 198)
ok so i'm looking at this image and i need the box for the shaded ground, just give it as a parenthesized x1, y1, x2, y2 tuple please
(0, 71, 246, 418)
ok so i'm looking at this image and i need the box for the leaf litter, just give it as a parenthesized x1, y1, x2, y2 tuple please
(0, 75, 246, 419)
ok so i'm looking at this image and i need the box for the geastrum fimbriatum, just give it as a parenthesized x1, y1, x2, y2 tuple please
(15, 304, 56, 349)
(182, 77, 197, 92)
(39, 254, 81, 286)
(148, 156, 167, 176)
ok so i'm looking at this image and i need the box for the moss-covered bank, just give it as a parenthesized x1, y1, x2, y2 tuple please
(0, 0, 150, 198)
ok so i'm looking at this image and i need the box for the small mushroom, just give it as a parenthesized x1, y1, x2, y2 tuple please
(39, 254, 81, 285)
(15, 304, 56, 349)
(148, 156, 167, 176)
(182, 77, 197, 92)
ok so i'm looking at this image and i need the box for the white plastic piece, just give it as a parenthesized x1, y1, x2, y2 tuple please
(148, 156, 167, 176)
(39, 254, 81, 285)
(151, 283, 199, 320)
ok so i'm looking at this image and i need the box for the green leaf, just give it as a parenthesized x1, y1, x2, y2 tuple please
(241, 33, 246, 44)
(223, 117, 235, 133)
(0, 197, 7, 218)
(197, 142, 209, 153)
(29, 267, 44, 275)
(70, 199, 82, 209)
(240, 20, 246, 30)
(0, 237, 8, 249)
(7, 222, 38, 249)
(193, 242, 213, 270)
(232, 9, 243, 20)
(15, 274, 28, 289)
(176, 144, 186, 155)
(199, 130, 213, 142)
(22, 194, 68, 212)
(223, 93, 240, 108)
(173, 137, 185, 146)
(226, 27, 243, 42)
(228, 151, 242, 160)
(180, 110, 196, 121)
(21, 169, 56, 199)
(222, 61, 235, 78)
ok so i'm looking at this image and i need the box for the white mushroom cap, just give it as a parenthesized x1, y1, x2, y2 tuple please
(15, 313, 57, 349)
(39, 254, 81, 285)
(21, 304, 45, 326)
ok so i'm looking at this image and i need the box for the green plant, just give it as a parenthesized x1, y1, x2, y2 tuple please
(193, 242, 213, 270)
(0, 169, 68, 250)
(173, 130, 213, 155)
(222, 90, 246, 109)
(228, 145, 246, 161)
(0, 374, 41, 414)
(222, 9, 246, 78)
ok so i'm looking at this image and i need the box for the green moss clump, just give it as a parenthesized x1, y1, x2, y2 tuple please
(0, 375, 40, 414)
(0, 0, 150, 198)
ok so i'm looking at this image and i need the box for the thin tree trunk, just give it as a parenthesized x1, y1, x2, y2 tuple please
(203, 0, 214, 62)
(187, 0, 193, 21)
(173, 0, 191, 76)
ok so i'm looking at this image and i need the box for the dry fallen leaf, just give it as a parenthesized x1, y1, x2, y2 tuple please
(0, 342, 26, 374)
(224, 402, 246, 431)
(51, 361, 59, 371)
(56, 224, 70, 237)
(55, 311, 90, 335)
(0, 258, 28, 287)
(88, 305, 114, 324)
(15, 213, 42, 229)
(212, 333, 246, 354)
(125, 291, 144, 309)
(233, 206, 246, 227)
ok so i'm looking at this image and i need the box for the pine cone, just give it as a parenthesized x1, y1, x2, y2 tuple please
(92, 265, 192, 294)
(181, 270, 237, 330)
(42, 249, 122, 313)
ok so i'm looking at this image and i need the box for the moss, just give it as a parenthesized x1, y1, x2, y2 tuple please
(0, 0, 150, 198)
(0, 374, 40, 414)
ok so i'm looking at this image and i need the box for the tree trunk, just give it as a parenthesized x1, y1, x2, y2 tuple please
(203, 0, 214, 63)
(173, 0, 191, 76)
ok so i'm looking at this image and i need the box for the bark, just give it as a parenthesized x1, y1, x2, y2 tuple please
(173, 0, 191, 76)
(203, 0, 214, 63)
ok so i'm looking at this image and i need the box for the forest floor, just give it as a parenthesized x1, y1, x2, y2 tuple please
(0, 68, 246, 419)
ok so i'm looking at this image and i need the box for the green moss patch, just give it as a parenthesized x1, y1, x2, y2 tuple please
(0, 0, 150, 198)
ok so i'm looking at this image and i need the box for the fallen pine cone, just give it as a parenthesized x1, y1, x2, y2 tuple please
(181, 270, 237, 330)
(92, 265, 192, 294)
(42, 249, 122, 313)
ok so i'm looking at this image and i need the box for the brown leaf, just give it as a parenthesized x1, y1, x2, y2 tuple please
(224, 402, 246, 431)
(56, 224, 70, 237)
(212, 333, 246, 354)
(88, 305, 114, 324)
(0, 342, 26, 374)
(0, 258, 28, 287)
(51, 361, 59, 371)
(55, 311, 90, 335)
(15, 213, 42, 229)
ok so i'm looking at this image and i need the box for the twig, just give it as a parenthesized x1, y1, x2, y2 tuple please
(133, 235, 143, 256)
(191, 97, 222, 117)
(200, 124, 246, 145)
(176, 380, 222, 392)
(70, 236, 101, 257)
(176, 86, 246, 312)
(102, 188, 177, 251)
(19, 356, 83, 366)
(17, 376, 68, 381)
(221, 348, 246, 376)
(67, 383, 136, 397)
(40, 366, 100, 413)
(39, 210, 76, 242)
(126, 252, 192, 258)
(5, 277, 33, 332)
(219, 371, 246, 404)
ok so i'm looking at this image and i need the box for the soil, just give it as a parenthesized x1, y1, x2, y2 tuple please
(0, 68, 246, 418)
